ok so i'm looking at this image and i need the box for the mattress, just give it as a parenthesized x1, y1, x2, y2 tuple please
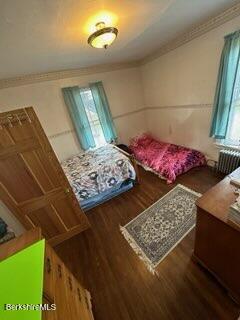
(61, 144, 136, 208)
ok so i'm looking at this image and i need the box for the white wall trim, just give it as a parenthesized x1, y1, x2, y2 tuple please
(141, 3, 240, 65)
(0, 61, 139, 89)
(147, 104, 212, 110)
(49, 107, 146, 140)
(113, 107, 146, 119)
(49, 129, 74, 139)
(49, 105, 211, 140)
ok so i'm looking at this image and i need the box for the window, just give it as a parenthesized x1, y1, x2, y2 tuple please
(80, 88, 106, 147)
(226, 76, 240, 145)
(209, 30, 240, 144)
(62, 82, 116, 150)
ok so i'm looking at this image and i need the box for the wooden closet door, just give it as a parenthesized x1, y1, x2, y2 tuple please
(0, 107, 90, 245)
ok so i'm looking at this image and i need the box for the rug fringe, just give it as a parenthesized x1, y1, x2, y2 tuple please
(120, 225, 156, 274)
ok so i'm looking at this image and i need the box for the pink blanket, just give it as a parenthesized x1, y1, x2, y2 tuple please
(129, 134, 206, 183)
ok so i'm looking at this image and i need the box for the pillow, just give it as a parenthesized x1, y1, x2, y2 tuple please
(130, 133, 154, 149)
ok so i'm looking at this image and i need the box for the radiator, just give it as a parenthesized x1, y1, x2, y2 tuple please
(217, 149, 240, 174)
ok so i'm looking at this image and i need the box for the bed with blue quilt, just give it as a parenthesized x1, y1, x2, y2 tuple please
(61, 144, 137, 211)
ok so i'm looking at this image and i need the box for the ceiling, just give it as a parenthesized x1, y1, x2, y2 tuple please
(0, 0, 238, 79)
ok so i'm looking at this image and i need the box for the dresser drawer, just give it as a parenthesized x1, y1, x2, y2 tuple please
(43, 242, 95, 319)
(42, 296, 57, 320)
(43, 244, 55, 302)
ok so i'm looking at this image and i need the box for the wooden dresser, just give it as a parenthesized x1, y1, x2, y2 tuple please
(193, 167, 240, 304)
(0, 228, 94, 320)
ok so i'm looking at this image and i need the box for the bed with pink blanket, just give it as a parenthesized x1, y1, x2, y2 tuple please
(129, 134, 206, 183)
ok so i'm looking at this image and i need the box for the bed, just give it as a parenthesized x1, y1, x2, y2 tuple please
(129, 133, 206, 183)
(61, 144, 137, 210)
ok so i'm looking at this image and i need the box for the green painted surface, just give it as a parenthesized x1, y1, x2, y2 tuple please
(0, 240, 45, 320)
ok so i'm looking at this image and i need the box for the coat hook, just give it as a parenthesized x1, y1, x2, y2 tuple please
(16, 114, 22, 126)
(7, 116, 13, 128)
(26, 112, 32, 123)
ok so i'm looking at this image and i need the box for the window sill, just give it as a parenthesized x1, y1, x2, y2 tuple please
(214, 142, 240, 152)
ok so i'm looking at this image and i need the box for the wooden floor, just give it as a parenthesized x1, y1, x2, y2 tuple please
(56, 166, 240, 320)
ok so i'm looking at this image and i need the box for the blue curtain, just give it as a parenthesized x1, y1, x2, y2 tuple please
(210, 30, 240, 139)
(90, 82, 117, 143)
(62, 86, 96, 150)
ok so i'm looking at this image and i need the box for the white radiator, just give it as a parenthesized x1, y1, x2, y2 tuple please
(217, 149, 240, 174)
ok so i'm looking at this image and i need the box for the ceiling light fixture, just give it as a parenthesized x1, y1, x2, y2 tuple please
(88, 21, 118, 49)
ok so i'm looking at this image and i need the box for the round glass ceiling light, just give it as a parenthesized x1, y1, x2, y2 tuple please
(88, 22, 118, 49)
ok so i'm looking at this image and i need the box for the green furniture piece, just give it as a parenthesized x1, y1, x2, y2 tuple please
(0, 228, 94, 320)
(0, 239, 45, 320)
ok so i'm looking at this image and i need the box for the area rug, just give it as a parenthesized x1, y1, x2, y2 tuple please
(120, 184, 201, 273)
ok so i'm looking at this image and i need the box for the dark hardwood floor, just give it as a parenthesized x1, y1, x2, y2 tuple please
(56, 166, 240, 320)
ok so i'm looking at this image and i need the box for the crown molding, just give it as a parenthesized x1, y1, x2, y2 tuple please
(0, 61, 140, 89)
(141, 2, 240, 65)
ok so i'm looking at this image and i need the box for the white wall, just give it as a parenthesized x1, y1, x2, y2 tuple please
(0, 67, 146, 161)
(141, 15, 240, 160)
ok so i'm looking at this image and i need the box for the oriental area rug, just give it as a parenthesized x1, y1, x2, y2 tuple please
(120, 184, 201, 273)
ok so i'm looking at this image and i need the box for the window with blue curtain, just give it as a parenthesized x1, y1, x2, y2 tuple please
(210, 30, 240, 145)
(62, 82, 117, 150)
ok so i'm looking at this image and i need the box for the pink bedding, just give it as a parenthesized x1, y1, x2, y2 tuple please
(129, 134, 206, 183)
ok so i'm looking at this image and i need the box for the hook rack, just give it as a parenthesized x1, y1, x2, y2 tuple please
(0, 111, 31, 129)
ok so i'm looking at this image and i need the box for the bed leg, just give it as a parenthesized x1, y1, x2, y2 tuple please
(132, 157, 140, 184)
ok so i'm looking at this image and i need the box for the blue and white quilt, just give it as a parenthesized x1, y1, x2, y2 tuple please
(61, 144, 136, 203)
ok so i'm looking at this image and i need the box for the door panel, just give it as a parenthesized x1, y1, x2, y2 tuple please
(0, 129, 14, 147)
(0, 154, 44, 202)
(0, 107, 90, 245)
(52, 198, 82, 229)
(21, 150, 57, 192)
(27, 206, 64, 239)
(34, 149, 60, 188)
